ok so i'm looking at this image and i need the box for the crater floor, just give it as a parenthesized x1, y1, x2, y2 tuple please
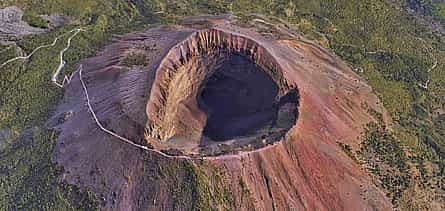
(199, 53, 297, 144)
(200, 53, 280, 141)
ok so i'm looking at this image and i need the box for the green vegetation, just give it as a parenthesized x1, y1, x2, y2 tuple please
(358, 122, 411, 204)
(209, 167, 233, 209)
(121, 50, 149, 67)
(157, 161, 232, 210)
(23, 12, 50, 29)
(433, 1, 445, 20)
(238, 177, 251, 201)
(0, 128, 97, 210)
(0, 28, 98, 210)
(405, 0, 445, 24)
(1, 0, 445, 209)
(337, 142, 358, 163)
(157, 161, 209, 210)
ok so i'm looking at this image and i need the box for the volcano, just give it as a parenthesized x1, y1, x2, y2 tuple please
(51, 15, 392, 210)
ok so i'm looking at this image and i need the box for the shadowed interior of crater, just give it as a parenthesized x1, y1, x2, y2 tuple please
(198, 54, 298, 142)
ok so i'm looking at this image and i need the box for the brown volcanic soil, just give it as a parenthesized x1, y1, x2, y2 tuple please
(51, 15, 392, 210)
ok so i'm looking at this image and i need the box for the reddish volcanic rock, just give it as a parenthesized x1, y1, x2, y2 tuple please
(51, 15, 392, 210)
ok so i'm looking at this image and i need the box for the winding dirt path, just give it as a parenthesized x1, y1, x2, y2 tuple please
(416, 37, 438, 89)
(0, 28, 81, 69)
(52, 28, 84, 87)
(0, 28, 86, 88)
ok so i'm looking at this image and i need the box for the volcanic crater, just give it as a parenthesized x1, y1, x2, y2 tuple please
(144, 28, 300, 156)
(51, 15, 392, 210)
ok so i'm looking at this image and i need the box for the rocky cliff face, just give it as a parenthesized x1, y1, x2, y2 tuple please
(52, 15, 392, 210)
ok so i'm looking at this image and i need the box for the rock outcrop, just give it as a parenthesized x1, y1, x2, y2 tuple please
(52, 14, 392, 210)
(0, 6, 46, 41)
